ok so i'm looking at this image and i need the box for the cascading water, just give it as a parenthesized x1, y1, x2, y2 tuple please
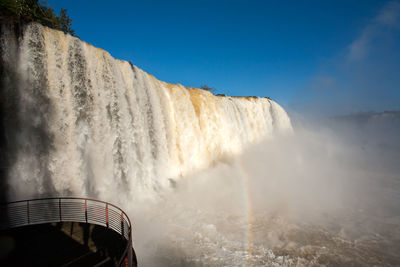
(2, 22, 400, 266)
(0, 22, 291, 202)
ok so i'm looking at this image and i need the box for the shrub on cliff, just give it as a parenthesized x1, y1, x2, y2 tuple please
(200, 84, 216, 93)
(0, 0, 74, 36)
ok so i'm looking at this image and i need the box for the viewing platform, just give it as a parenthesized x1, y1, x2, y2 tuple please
(0, 197, 137, 267)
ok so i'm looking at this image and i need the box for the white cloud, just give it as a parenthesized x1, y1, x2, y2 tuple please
(375, 1, 400, 27)
(348, 1, 400, 61)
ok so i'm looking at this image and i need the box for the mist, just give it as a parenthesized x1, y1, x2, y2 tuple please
(1, 3, 399, 266)
(128, 113, 400, 266)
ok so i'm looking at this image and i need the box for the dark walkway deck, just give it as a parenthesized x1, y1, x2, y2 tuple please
(0, 222, 128, 267)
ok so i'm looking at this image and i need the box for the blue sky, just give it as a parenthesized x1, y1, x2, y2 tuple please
(47, 0, 400, 114)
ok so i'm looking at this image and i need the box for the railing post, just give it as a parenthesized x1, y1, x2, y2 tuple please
(128, 247, 132, 267)
(128, 228, 132, 267)
(106, 203, 109, 228)
(84, 199, 88, 223)
(27, 200, 30, 224)
(59, 198, 62, 222)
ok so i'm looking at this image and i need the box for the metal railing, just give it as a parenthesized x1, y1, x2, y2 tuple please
(0, 197, 134, 267)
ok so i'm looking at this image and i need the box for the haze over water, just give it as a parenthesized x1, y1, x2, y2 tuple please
(1, 1, 400, 265)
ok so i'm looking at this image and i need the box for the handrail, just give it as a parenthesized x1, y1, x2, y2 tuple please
(0, 197, 134, 267)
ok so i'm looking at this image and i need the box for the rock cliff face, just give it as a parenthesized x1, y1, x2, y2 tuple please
(0, 22, 291, 201)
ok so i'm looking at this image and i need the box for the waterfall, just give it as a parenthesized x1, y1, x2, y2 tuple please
(0, 22, 292, 202)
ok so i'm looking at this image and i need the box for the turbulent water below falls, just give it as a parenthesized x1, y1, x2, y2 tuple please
(133, 129, 400, 266)
(1, 22, 400, 266)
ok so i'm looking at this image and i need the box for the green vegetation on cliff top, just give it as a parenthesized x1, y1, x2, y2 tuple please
(0, 0, 74, 36)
